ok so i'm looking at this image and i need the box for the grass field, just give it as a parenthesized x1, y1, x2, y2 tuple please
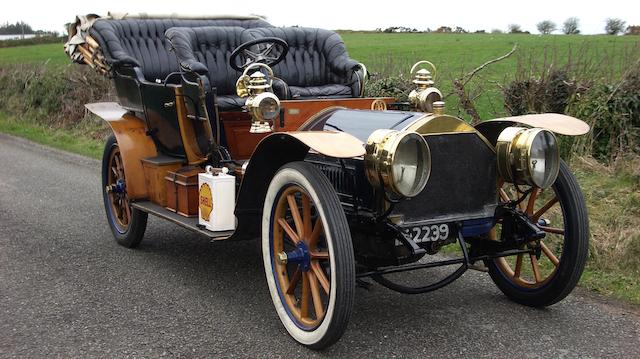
(341, 33, 640, 118)
(0, 43, 68, 67)
(0, 112, 105, 158)
(2, 33, 637, 118)
(3, 33, 638, 72)
(342, 33, 639, 76)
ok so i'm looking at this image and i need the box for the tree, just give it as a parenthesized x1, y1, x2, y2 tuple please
(605, 18, 626, 35)
(627, 25, 640, 35)
(562, 17, 580, 34)
(0, 21, 34, 35)
(382, 26, 418, 33)
(453, 26, 468, 33)
(508, 24, 524, 34)
(491, 28, 504, 34)
(537, 20, 557, 34)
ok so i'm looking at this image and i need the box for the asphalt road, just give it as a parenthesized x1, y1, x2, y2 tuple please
(1, 133, 639, 358)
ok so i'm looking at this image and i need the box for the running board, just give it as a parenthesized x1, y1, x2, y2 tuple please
(131, 201, 234, 241)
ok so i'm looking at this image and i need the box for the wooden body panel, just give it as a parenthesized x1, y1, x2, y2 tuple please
(278, 97, 395, 131)
(141, 158, 184, 207)
(165, 168, 203, 217)
(220, 97, 393, 159)
(175, 87, 211, 165)
(220, 112, 269, 159)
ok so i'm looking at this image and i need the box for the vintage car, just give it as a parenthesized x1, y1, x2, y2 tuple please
(65, 14, 590, 349)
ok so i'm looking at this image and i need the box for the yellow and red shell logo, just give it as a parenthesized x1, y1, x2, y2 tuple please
(199, 183, 213, 220)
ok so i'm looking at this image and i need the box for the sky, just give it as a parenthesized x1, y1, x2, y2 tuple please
(1, 0, 639, 35)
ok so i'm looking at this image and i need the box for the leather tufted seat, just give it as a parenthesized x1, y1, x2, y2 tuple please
(89, 18, 271, 82)
(167, 26, 362, 111)
(165, 26, 250, 111)
(244, 27, 362, 99)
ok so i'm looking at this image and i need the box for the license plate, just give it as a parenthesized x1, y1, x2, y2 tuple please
(400, 222, 457, 245)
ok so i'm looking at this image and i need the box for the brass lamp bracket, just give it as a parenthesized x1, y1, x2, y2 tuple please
(236, 63, 275, 98)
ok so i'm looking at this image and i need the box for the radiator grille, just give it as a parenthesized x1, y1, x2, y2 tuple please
(307, 132, 497, 223)
(311, 160, 354, 195)
(391, 132, 498, 224)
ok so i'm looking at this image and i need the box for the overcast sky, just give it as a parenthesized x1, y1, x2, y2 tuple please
(1, 0, 639, 35)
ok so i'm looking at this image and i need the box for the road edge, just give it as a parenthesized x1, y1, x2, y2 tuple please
(0, 132, 100, 169)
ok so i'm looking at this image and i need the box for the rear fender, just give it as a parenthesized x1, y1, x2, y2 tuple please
(232, 131, 364, 239)
(86, 102, 157, 199)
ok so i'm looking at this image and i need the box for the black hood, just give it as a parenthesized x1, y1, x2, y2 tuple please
(300, 108, 425, 142)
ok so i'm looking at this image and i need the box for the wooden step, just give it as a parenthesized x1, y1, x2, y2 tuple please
(131, 200, 234, 240)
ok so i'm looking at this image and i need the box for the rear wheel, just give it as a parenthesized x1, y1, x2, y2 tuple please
(486, 160, 589, 307)
(102, 135, 147, 248)
(262, 162, 355, 349)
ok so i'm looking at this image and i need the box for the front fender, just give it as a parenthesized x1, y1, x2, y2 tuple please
(232, 131, 364, 239)
(475, 113, 590, 145)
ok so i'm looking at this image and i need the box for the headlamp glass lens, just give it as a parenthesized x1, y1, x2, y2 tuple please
(259, 96, 279, 120)
(391, 133, 430, 197)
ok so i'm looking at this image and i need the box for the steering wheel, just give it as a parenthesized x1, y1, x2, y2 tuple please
(229, 37, 289, 71)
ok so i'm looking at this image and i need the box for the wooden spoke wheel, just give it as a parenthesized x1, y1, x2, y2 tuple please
(101, 135, 147, 248)
(107, 144, 131, 231)
(262, 162, 355, 349)
(273, 186, 331, 328)
(486, 160, 589, 307)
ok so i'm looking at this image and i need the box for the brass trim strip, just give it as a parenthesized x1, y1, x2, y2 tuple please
(402, 114, 496, 153)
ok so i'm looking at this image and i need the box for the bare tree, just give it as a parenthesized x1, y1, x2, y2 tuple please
(452, 44, 518, 124)
(605, 18, 626, 35)
(562, 17, 580, 34)
(627, 25, 640, 35)
(537, 20, 557, 34)
(453, 26, 468, 33)
(508, 24, 523, 33)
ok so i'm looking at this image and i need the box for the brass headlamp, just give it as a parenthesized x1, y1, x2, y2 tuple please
(365, 129, 431, 198)
(408, 60, 443, 113)
(496, 127, 560, 189)
(236, 63, 281, 133)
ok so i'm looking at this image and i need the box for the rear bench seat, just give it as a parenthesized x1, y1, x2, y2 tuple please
(89, 17, 272, 83)
(86, 17, 272, 157)
(165, 26, 363, 111)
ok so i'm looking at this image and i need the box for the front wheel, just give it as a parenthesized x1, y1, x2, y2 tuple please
(102, 135, 148, 248)
(486, 160, 589, 307)
(262, 162, 355, 349)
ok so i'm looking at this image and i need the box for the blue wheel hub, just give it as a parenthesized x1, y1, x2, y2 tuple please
(285, 241, 312, 272)
(114, 179, 126, 194)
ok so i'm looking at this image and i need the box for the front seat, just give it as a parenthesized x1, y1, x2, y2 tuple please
(245, 27, 363, 99)
(165, 26, 249, 111)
